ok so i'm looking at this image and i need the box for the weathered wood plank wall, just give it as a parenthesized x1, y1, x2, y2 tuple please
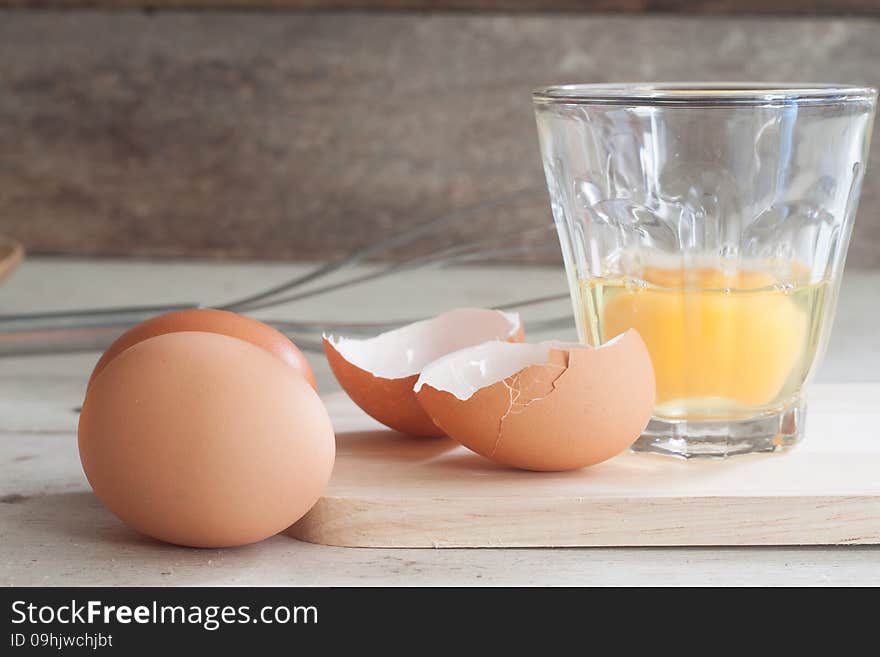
(2, 2, 879, 14)
(1, 11, 879, 265)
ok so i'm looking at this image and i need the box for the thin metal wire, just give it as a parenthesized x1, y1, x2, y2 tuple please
(220, 187, 546, 312)
(265, 290, 571, 338)
(0, 188, 577, 356)
(233, 226, 560, 313)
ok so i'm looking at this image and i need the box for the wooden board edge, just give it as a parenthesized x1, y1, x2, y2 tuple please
(287, 494, 880, 547)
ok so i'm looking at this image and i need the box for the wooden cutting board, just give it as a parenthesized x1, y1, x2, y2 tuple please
(289, 384, 880, 547)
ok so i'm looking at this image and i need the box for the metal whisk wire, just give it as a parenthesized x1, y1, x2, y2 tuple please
(0, 189, 574, 355)
(220, 188, 546, 312)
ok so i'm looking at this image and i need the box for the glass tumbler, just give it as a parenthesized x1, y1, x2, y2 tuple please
(533, 84, 877, 457)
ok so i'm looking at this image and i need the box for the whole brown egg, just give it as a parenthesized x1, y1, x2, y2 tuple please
(79, 331, 334, 548)
(87, 308, 317, 391)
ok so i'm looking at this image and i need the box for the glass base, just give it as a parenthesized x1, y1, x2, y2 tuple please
(631, 399, 805, 458)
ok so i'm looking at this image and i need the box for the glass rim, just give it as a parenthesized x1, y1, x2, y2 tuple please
(532, 83, 878, 107)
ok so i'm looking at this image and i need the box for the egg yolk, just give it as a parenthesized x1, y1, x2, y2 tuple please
(600, 266, 809, 408)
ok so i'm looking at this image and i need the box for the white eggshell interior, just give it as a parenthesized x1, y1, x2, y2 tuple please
(414, 333, 628, 401)
(324, 308, 521, 380)
(413, 340, 576, 401)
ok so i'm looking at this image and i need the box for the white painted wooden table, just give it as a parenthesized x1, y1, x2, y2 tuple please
(3, 258, 880, 586)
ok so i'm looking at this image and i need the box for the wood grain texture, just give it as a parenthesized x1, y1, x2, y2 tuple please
(2, 1, 878, 15)
(1, 12, 879, 266)
(2, 261, 880, 584)
(289, 388, 880, 547)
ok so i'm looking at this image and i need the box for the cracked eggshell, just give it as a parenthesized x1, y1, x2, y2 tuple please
(414, 330, 655, 471)
(323, 308, 523, 437)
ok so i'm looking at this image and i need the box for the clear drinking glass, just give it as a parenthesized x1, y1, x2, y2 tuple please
(533, 83, 877, 457)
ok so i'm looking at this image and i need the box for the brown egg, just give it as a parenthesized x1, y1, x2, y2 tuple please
(88, 308, 316, 391)
(414, 330, 655, 471)
(324, 308, 524, 438)
(79, 331, 335, 548)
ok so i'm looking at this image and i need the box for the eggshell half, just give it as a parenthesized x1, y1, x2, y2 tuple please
(324, 308, 523, 438)
(79, 331, 335, 548)
(414, 330, 655, 471)
(88, 308, 316, 390)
